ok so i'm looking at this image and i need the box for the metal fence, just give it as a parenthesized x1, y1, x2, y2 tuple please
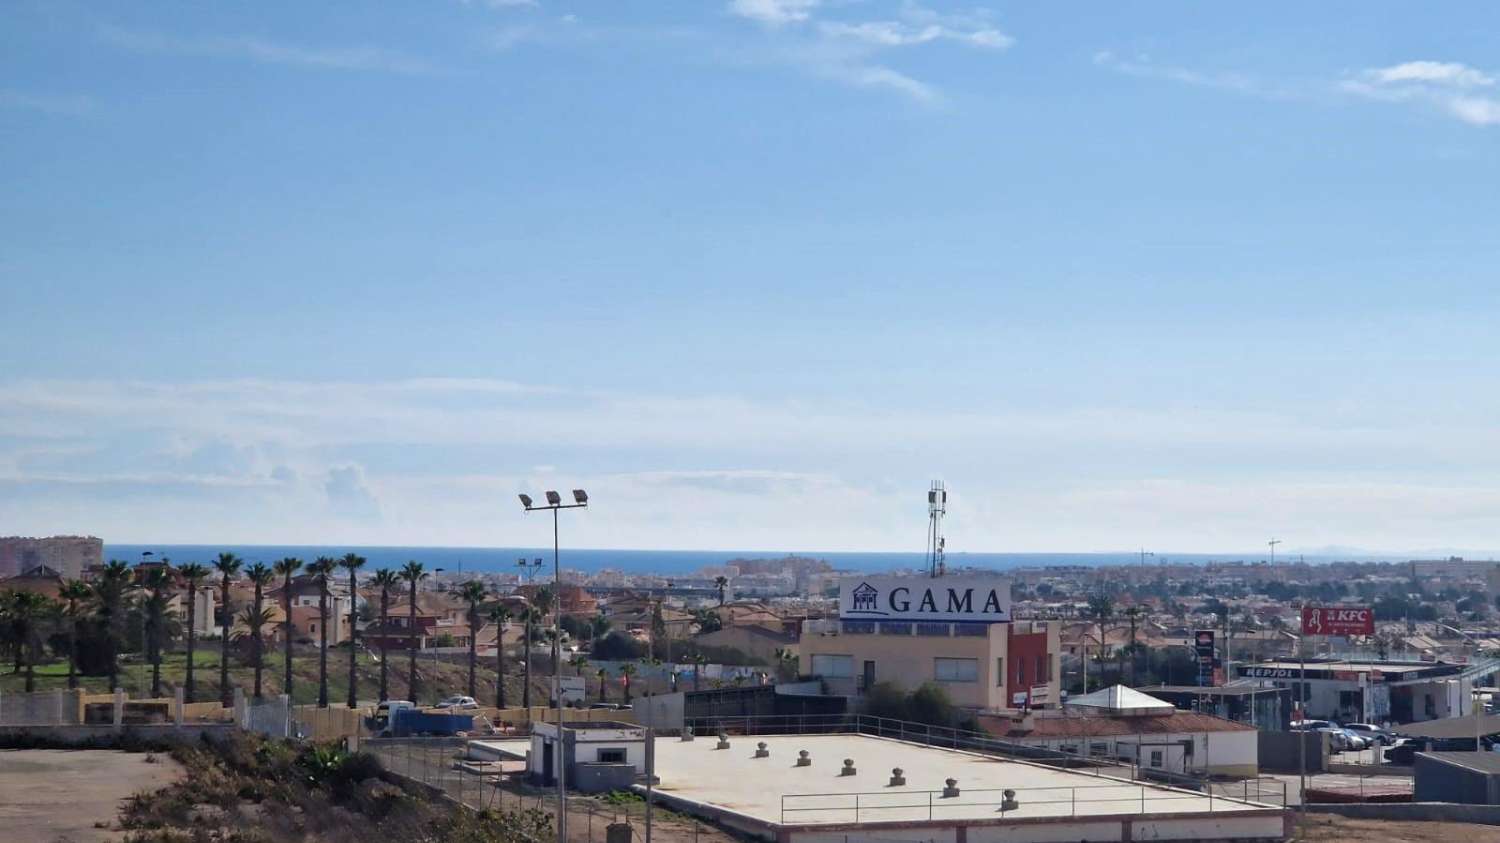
(362, 736, 733, 842)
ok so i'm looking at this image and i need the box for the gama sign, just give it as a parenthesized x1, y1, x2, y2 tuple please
(839, 575, 1011, 623)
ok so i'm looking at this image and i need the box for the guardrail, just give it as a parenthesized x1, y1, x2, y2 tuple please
(779, 779, 1279, 825)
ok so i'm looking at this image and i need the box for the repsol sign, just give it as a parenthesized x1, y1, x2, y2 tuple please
(839, 575, 1011, 623)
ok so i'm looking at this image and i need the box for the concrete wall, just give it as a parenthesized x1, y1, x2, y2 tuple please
(571, 762, 637, 793)
(1258, 729, 1328, 774)
(632, 692, 684, 730)
(0, 723, 238, 745)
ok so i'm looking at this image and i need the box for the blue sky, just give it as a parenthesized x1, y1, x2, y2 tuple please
(4, 1, 1500, 553)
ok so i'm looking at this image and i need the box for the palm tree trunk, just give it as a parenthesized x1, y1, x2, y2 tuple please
(495, 631, 506, 709)
(379, 592, 390, 703)
(150, 614, 162, 698)
(253, 588, 264, 699)
(220, 580, 232, 707)
(407, 583, 419, 704)
(283, 575, 294, 699)
(318, 585, 329, 708)
(522, 615, 532, 708)
(184, 589, 196, 702)
(346, 569, 358, 709)
(467, 607, 477, 698)
(67, 603, 79, 691)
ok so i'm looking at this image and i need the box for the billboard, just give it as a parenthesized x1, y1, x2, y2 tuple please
(1195, 629, 1216, 687)
(838, 574, 1011, 623)
(1301, 605, 1374, 637)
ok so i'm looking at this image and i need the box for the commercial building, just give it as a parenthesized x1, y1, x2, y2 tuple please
(798, 574, 1062, 710)
(0, 535, 102, 579)
(1237, 658, 1481, 724)
(979, 686, 1261, 778)
(640, 732, 1287, 842)
(1140, 684, 1294, 732)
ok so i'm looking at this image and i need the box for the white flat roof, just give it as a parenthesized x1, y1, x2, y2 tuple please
(645, 734, 1275, 828)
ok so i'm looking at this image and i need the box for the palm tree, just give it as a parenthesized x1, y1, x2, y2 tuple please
(371, 569, 400, 703)
(141, 567, 174, 698)
(521, 605, 536, 708)
(488, 603, 513, 709)
(1083, 593, 1113, 694)
(178, 563, 208, 703)
(93, 560, 133, 692)
(5, 591, 50, 692)
(1123, 605, 1144, 686)
(243, 563, 274, 698)
(212, 553, 243, 706)
(714, 575, 729, 607)
(398, 561, 428, 702)
(596, 667, 608, 703)
(338, 553, 367, 708)
(273, 557, 302, 699)
(692, 652, 707, 691)
(308, 557, 337, 708)
(618, 662, 636, 703)
(569, 653, 590, 702)
(453, 580, 488, 699)
(58, 579, 91, 690)
(531, 586, 558, 701)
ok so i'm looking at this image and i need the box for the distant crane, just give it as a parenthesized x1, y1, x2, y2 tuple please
(1268, 539, 1281, 565)
(927, 481, 947, 578)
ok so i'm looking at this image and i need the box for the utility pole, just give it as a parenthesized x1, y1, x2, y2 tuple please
(519, 489, 590, 843)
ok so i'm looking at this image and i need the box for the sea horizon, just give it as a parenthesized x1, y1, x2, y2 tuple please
(99, 543, 1434, 576)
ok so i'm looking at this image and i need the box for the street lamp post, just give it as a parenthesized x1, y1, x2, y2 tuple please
(520, 489, 588, 843)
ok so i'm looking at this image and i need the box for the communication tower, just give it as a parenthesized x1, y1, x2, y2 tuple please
(926, 480, 947, 578)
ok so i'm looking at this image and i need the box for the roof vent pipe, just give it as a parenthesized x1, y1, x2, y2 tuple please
(796, 750, 812, 767)
(840, 759, 857, 776)
(889, 768, 905, 787)
(942, 778, 960, 798)
(755, 742, 770, 758)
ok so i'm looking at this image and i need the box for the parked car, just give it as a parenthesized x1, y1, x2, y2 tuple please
(1344, 723, 1394, 746)
(1384, 738, 1422, 765)
(1339, 729, 1371, 751)
(435, 695, 480, 710)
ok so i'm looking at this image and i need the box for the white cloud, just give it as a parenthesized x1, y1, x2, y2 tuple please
(1366, 61, 1494, 89)
(729, 0, 820, 25)
(725, 1, 1010, 104)
(9, 377, 1500, 549)
(1092, 51, 1270, 97)
(1343, 60, 1500, 127)
(99, 25, 436, 75)
(819, 20, 1012, 50)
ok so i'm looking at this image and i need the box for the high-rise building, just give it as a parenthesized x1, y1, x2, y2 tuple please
(0, 535, 103, 580)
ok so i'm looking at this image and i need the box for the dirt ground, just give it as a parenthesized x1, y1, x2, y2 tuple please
(0, 749, 184, 843)
(1299, 813, 1500, 842)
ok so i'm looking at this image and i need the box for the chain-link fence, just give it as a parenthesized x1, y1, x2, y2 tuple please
(363, 736, 733, 843)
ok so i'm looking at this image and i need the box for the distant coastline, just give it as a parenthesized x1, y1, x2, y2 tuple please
(102, 544, 1416, 574)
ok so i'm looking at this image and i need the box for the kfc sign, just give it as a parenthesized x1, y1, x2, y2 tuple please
(1301, 605, 1374, 636)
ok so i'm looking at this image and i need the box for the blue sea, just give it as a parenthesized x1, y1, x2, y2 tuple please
(101, 545, 1388, 575)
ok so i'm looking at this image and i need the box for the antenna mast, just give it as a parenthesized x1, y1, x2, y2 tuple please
(927, 480, 947, 578)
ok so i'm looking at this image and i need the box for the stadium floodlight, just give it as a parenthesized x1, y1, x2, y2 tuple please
(518, 493, 533, 509)
(573, 489, 588, 505)
(545, 490, 562, 506)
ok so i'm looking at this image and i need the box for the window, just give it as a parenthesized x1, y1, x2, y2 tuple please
(1150, 750, 1164, 768)
(1017, 659, 1027, 686)
(934, 657, 978, 682)
(811, 654, 855, 678)
(996, 658, 1005, 687)
(596, 748, 626, 764)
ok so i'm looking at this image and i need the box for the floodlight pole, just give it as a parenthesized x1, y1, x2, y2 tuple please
(521, 491, 588, 843)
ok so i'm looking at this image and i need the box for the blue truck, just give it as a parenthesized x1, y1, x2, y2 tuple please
(380, 707, 474, 737)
